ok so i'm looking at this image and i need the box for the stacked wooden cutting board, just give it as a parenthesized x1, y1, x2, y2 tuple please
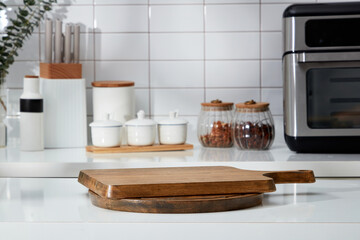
(78, 166, 315, 213)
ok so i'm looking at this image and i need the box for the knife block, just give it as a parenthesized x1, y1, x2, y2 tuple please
(40, 63, 82, 79)
(40, 63, 87, 148)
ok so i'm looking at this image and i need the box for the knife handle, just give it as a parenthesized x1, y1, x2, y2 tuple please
(54, 19, 62, 63)
(73, 24, 80, 64)
(45, 19, 53, 63)
(64, 23, 72, 64)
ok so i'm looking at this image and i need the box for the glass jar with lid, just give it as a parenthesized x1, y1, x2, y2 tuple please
(233, 100, 275, 150)
(197, 100, 234, 148)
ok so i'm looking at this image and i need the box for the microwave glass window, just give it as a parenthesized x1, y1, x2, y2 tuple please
(305, 18, 360, 47)
(307, 68, 360, 129)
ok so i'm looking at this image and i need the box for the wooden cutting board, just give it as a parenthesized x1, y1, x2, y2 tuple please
(88, 190, 263, 213)
(78, 166, 315, 199)
(86, 143, 193, 154)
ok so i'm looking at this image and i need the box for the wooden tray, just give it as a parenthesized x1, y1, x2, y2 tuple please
(78, 166, 315, 199)
(86, 143, 193, 154)
(89, 190, 263, 213)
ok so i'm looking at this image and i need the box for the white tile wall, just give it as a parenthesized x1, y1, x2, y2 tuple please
(3, 0, 353, 126)
(205, 4, 259, 32)
(6, 62, 40, 88)
(94, 0, 147, 5)
(151, 89, 204, 116)
(95, 33, 148, 60)
(261, 88, 283, 115)
(206, 88, 260, 104)
(150, 5, 203, 32)
(261, 4, 289, 31)
(44, 5, 94, 32)
(150, 33, 204, 59)
(96, 61, 149, 87)
(150, 61, 204, 88)
(206, 0, 257, 3)
(57, 0, 93, 4)
(151, 0, 203, 4)
(206, 61, 259, 87)
(135, 89, 150, 114)
(261, 32, 282, 59)
(95, 6, 148, 32)
(206, 33, 260, 59)
(16, 34, 40, 61)
(261, 60, 282, 87)
(80, 61, 95, 87)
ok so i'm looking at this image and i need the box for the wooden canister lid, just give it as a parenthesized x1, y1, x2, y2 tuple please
(201, 99, 234, 107)
(91, 81, 135, 87)
(235, 100, 269, 110)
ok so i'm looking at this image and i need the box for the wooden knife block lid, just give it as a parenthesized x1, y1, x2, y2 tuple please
(40, 63, 82, 79)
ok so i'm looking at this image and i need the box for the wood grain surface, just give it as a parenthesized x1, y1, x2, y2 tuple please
(91, 81, 134, 87)
(40, 63, 82, 79)
(78, 166, 315, 199)
(86, 143, 194, 154)
(88, 190, 263, 213)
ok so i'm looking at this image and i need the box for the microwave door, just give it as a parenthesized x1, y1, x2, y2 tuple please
(284, 52, 360, 137)
(284, 52, 360, 152)
(297, 52, 360, 129)
(307, 67, 360, 129)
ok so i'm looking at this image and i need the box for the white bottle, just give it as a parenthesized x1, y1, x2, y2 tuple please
(20, 75, 44, 151)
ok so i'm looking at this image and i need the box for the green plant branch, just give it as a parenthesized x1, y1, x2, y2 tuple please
(0, 0, 56, 112)
(5, 7, 38, 65)
(0, 98, 6, 112)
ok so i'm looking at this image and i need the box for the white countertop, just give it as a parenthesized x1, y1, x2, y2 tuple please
(2, 117, 360, 177)
(1, 133, 360, 239)
(0, 177, 359, 240)
(1, 142, 360, 177)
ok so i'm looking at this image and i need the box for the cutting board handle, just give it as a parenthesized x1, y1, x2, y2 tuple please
(261, 170, 315, 184)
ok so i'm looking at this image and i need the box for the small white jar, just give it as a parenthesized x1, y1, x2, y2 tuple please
(158, 111, 188, 145)
(89, 114, 122, 147)
(125, 110, 156, 146)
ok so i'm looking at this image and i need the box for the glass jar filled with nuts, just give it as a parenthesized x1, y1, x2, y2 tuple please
(197, 100, 234, 148)
(233, 100, 275, 150)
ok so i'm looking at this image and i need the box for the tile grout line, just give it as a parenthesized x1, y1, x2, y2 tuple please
(38, 25, 41, 64)
(85, 30, 281, 34)
(259, 1, 262, 102)
(14, 59, 282, 62)
(148, 0, 152, 117)
(7, 2, 300, 7)
(93, 0, 96, 86)
(84, 113, 284, 117)
(203, 0, 206, 103)
(8, 86, 281, 90)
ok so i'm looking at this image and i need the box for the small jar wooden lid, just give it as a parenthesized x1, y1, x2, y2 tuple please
(201, 99, 233, 107)
(92, 81, 135, 87)
(236, 100, 269, 110)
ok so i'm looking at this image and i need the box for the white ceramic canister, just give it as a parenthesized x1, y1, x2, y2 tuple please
(158, 111, 188, 145)
(125, 110, 156, 146)
(89, 114, 122, 147)
(92, 81, 135, 124)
